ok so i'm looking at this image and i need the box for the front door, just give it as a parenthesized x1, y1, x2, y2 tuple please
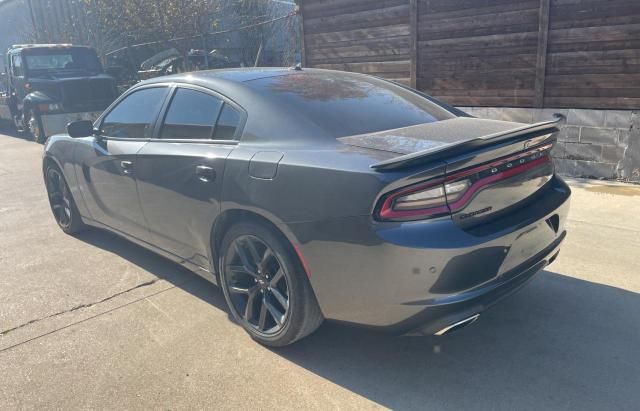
(136, 86, 243, 268)
(10, 54, 27, 101)
(75, 86, 169, 240)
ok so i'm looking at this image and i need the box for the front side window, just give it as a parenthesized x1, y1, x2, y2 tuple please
(160, 88, 223, 140)
(102, 87, 167, 139)
(12, 55, 23, 77)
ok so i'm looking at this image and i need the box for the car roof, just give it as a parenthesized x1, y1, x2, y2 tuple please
(137, 68, 383, 142)
(142, 67, 290, 85)
(139, 67, 376, 112)
(141, 67, 370, 88)
(136, 68, 453, 144)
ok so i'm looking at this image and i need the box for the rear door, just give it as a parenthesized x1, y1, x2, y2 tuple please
(135, 85, 244, 268)
(74, 85, 169, 240)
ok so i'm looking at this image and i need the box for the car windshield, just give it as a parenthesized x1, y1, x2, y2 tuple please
(24, 48, 102, 75)
(248, 72, 457, 139)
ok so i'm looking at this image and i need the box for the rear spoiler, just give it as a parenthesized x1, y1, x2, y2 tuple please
(371, 118, 561, 171)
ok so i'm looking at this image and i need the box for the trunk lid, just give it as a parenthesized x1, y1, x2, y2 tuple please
(338, 117, 559, 226)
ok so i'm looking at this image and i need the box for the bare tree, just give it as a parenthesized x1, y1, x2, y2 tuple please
(83, 0, 220, 50)
(10, 0, 299, 70)
(221, 0, 296, 67)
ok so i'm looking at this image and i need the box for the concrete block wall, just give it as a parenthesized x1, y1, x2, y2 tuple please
(458, 107, 640, 182)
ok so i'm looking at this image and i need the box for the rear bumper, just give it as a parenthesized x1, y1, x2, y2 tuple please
(41, 111, 102, 138)
(286, 175, 571, 332)
(396, 231, 564, 335)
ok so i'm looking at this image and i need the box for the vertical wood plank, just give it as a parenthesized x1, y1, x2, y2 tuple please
(297, 2, 307, 67)
(534, 0, 550, 108)
(409, 0, 418, 88)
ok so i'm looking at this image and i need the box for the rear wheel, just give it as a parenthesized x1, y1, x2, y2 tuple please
(45, 164, 86, 234)
(219, 222, 323, 346)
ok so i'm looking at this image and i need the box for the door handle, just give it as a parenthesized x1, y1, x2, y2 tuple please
(120, 160, 133, 175)
(196, 165, 216, 182)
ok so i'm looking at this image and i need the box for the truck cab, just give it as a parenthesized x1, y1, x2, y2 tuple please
(0, 44, 118, 142)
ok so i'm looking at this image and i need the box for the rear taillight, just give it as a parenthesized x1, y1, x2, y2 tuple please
(376, 144, 553, 221)
(379, 179, 471, 220)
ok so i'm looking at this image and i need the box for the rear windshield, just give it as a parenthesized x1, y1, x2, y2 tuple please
(247, 72, 456, 138)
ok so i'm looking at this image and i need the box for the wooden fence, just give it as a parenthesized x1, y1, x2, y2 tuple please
(298, 0, 640, 110)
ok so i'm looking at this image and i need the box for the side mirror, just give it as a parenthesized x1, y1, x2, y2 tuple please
(67, 120, 95, 138)
(104, 65, 123, 79)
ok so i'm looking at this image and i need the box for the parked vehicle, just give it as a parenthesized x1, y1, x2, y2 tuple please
(0, 44, 118, 142)
(42, 68, 570, 346)
(137, 48, 233, 80)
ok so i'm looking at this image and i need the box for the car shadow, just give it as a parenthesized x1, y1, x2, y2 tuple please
(275, 273, 640, 410)
(75, 229, 640, 410)
(74, 229, 228, 313)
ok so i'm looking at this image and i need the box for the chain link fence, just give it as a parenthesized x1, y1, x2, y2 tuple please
(1, 0, 302, 91)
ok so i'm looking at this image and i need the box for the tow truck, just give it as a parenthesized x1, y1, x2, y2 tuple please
(0, 44, 117, 142)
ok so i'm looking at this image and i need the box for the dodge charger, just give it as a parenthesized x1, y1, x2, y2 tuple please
(43, 68, 570, 346)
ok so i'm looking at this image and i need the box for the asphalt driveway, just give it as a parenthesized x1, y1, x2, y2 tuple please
(1, 131, 639, 410)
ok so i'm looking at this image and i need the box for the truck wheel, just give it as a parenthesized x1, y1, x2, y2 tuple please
(28, 112, 46, 144)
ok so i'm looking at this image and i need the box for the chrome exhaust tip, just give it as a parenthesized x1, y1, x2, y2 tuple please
(434, 313, 480, 336)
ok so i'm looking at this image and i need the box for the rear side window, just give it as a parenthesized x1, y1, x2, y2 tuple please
(213, 104, 241, 140)
(102, 87, 166, 138)
(160, 88, 223, 140)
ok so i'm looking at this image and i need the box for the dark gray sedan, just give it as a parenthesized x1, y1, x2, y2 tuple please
(43, 68, 570, 346)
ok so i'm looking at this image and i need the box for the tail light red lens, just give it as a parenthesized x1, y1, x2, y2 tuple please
(377, 144, 553, 221)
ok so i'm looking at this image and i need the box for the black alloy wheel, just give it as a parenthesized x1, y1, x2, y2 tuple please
(219, 222, 323, 346)
(225, 235, 290, 334)
(45, 165, 85, 234)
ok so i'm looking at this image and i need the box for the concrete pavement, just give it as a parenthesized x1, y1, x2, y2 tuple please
(1, 131, 639, 410)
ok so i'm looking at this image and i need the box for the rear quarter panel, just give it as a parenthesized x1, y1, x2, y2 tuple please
(221, 144, 399, 224)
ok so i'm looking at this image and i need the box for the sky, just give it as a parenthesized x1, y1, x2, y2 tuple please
(0, 0, 31, 59)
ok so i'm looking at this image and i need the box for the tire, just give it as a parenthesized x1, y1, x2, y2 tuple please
(28, 111, 46, 144)
(44, 164, 87, 235)
(219, 222, 323, 346)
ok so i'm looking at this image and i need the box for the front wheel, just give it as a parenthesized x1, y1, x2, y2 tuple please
(28, 112, 46, 144)
(44, 164, 86, 234)
(219, 222, 323, 346)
